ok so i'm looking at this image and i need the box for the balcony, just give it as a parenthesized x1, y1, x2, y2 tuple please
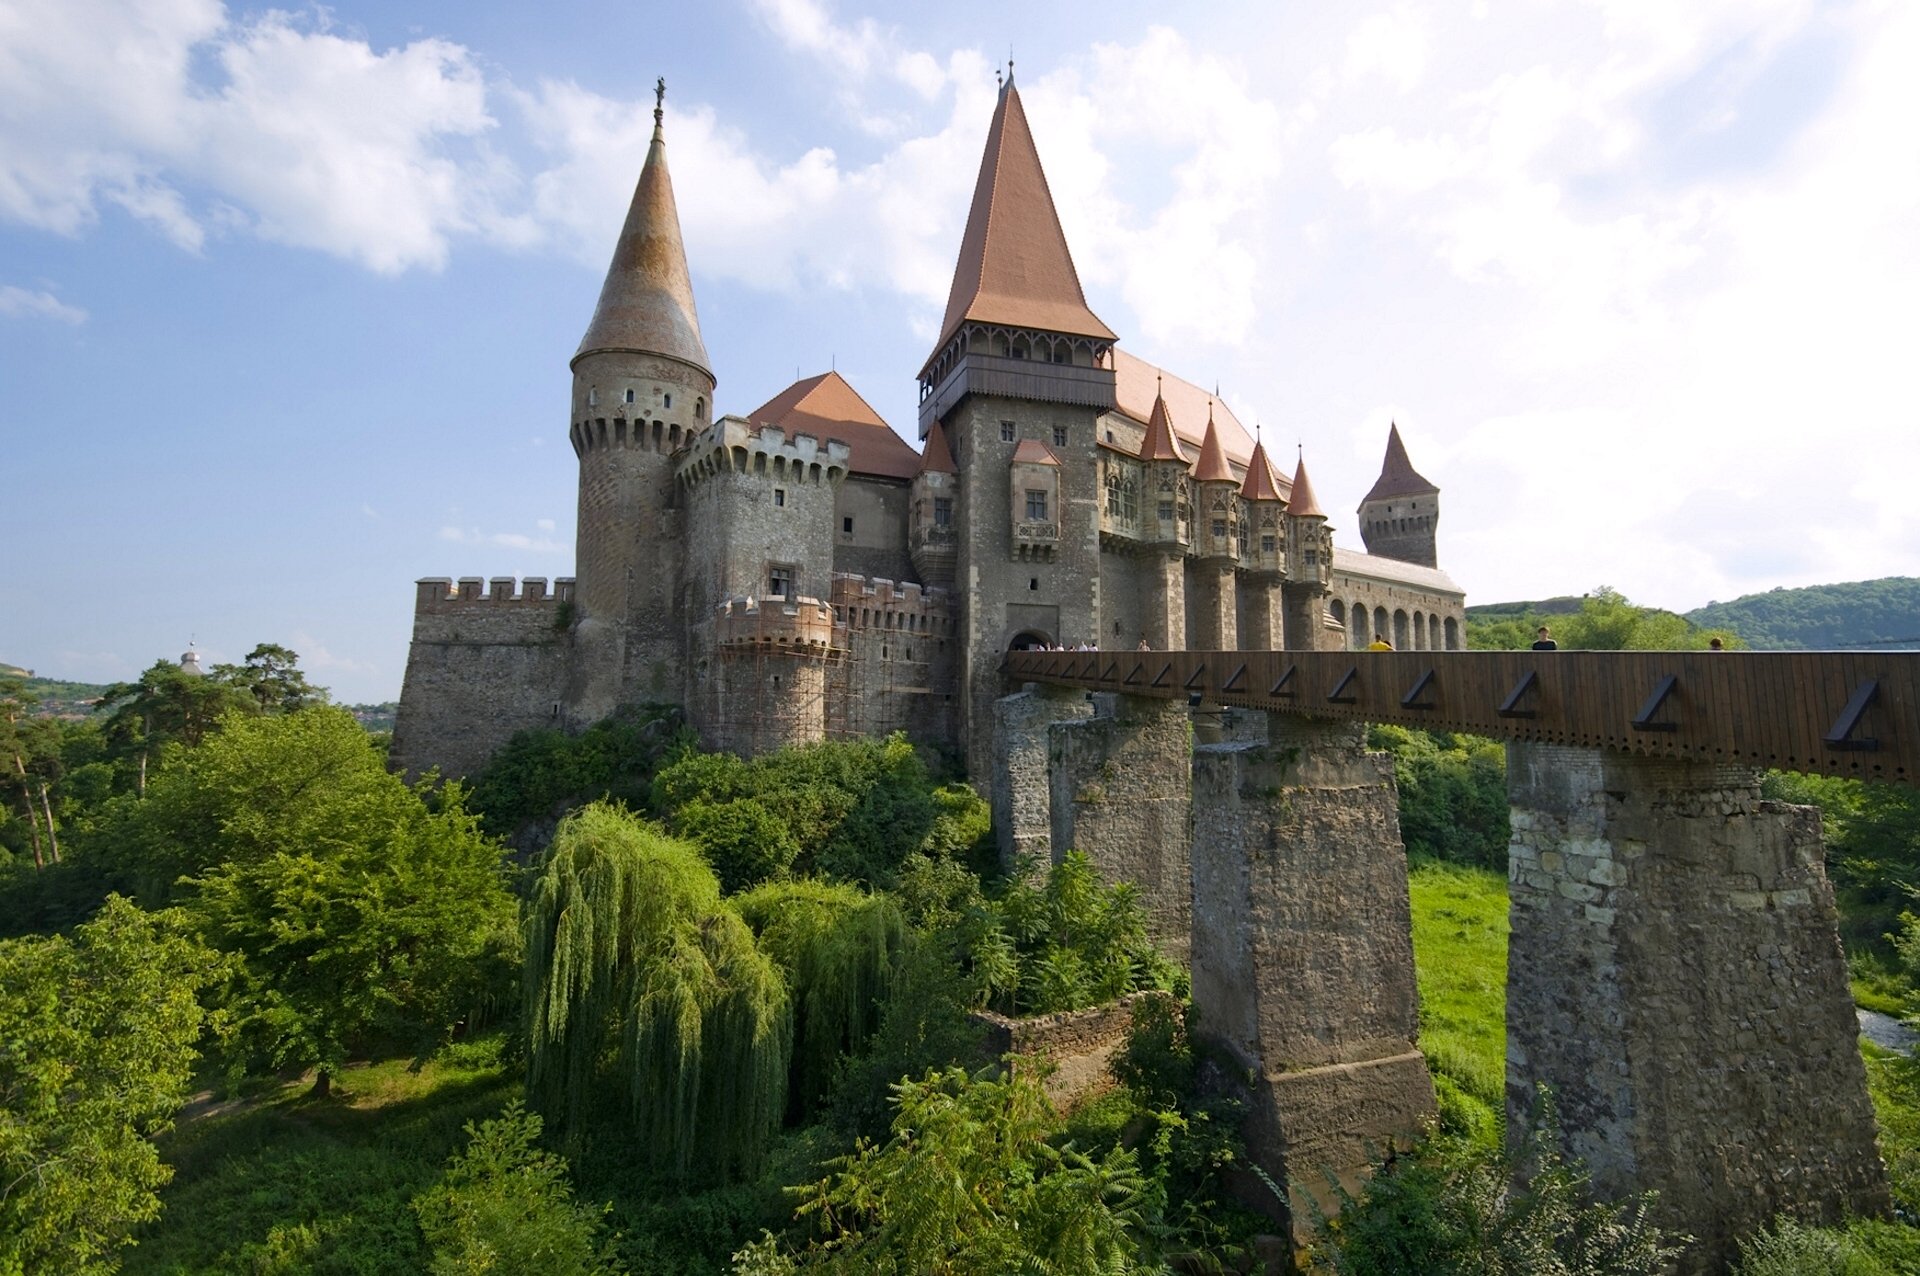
(918, 352, 1117, 431)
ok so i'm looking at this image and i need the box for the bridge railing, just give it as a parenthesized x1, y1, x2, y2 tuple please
(1002, 648, 1919, 786)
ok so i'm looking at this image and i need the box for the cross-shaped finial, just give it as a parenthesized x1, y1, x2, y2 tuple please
(654, 77, 666, 125)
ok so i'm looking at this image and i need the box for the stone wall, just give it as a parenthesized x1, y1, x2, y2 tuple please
(1190, 713, 1435, 1240)
(991, 684, 1092, 870)
(1506, 742, 1888, 1272)
(972, 990, 1171, 1110)
(392, 577, 574, 780)
(1048, 694, 1194, 963)
(834, 474, 915, 583)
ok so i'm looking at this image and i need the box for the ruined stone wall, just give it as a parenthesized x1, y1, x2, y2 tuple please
(1506, 742, 1887, 1272)
(1190, 714, 1435, 1240)
(393, 577, 575, 780)
(972, 991, 1172, 1109)
(1048, 695, 1193, 963)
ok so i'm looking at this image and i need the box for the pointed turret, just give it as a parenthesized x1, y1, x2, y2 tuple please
(1240, 438, 1287, 502)
(1357, 422, 1439, 567)
(929, 76, 1116, 365)
(919, 418, 958, 475)
(574, 87, 711, 377)
(1137, 382, 1188, 464)
(1286, 454, 1326, 519)
(1193, 406, 1235, 483)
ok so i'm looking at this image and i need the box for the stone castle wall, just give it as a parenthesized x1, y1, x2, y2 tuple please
(392, 577, 574, 780)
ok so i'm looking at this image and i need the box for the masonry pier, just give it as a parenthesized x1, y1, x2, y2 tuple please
(991, 682, 1092, 869)
(1189, 712, 1436, 1240)
(1506, 742, 1889, 1273)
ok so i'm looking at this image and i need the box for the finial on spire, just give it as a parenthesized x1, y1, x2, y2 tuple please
(996, 66, 1003, 89)
(653, 77, 666, 128)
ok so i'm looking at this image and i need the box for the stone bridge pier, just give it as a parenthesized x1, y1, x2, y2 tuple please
(1506, 742, 1888, 1272)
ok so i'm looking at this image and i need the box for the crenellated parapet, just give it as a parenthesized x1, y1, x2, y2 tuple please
(675, 416, 852, 491)
(711, 593, 838, 651)
(414, 576, 577, 612)
(830, 573, 954, 638)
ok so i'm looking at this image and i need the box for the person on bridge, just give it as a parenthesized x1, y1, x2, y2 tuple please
(1532, 626, 1558, 651)
(1367, 636, 1393, 652)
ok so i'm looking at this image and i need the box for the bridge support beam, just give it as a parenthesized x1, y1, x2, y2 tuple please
(1049, 694, 1193, 964)
(992, 683, 1092, 871)
(1191, 713, 1435, 1239)
(1506, 743, 1888, 1272)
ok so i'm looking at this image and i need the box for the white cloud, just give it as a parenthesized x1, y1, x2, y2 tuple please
(0, 284, 86, 323)
(1345, 9, 1429, 93)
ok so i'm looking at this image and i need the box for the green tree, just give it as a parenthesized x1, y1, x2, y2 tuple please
(0, 895, 225, 1275)
(1469, 588, 1736, 652)
(738, 1065, 1161, 1274)
(412, 1101, 622, 1276)
(96, 659, 252, 796)
(522, 803, 790, 1180)
(0, 677, 62, 869)
(1370, 726, 1511, 869)
(209, 642, 326, 715)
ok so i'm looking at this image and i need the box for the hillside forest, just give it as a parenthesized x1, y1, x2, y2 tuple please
(4, 584, 1920, 1274)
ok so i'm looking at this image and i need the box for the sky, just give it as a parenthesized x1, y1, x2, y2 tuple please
(4, 0, 1917, 704)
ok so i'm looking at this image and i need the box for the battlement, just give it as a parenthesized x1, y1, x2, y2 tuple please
(712, 593, 839, 650)
(831, 573, 954, 635)
(676, 415, 851, 489)
(414, 576, 576, 613)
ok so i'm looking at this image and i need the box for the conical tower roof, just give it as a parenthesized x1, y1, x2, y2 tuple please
(1137, 381, 1188, 464)
(1193, 406, 1234, 482)
(574, 87, 711, 377)
(1287, 454, 1326, 519)
(924, 75, 1116, 373)
(1240, 438, 1286, 501)
(919, 418, 958, 475)
(1361, 423, 1438, 503)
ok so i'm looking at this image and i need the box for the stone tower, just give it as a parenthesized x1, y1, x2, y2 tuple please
(1191, 408, 1240, 650)
(567, 84, 714, 723)
(1283, 454, 1335, 649)
(916, 72, 1121, 774)
(1138, 385, 1192, 650)
(1237, 437, 1287, 650)
(1357, 423, 1440, 568)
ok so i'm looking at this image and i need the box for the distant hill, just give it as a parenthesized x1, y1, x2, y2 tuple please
(1, 665, 111, 719)
(1684, 577, 1920, 651)
(1464, 597, 1586, 621)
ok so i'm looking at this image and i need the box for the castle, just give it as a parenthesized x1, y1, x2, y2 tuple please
(391, 74, 1465, 781)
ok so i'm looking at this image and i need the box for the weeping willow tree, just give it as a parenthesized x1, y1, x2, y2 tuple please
(733, 880, 906, 1110)
(523, 802, 790, 1180)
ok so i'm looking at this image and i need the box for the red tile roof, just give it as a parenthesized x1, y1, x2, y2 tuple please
(1361, 423, 1439, 503)
(1192, 409, 1235, 482)
(1010, 438, 1062, 465)
(1113, 350, 1254, 465)
(919, 418, 958, 475)
(1240, 439, 1287, 501)
(926, 78, 1116, 371)
(746, 371, 922, 480)
(1137, 383, 1189, 464)
(1287, 454, 1326, 519)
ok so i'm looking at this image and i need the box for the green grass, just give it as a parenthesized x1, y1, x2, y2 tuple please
(1408, 857, 1509, 1119)
(126, 1042, 516, 1275)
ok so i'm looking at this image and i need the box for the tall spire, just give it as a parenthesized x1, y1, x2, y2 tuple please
(1193, 404, 1234, 482)
(928, 77, 1116, 364)
(1240, 437, 1285, 501)
(574, 79, 712, 377)
(919, 418, 958, 474)
(1361, 422, 1438, 503)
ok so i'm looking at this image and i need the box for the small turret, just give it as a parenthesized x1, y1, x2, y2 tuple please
(1357, 423, 1439, 568)
(1138, 379, 1191, 548)
(1240, 435, 1287, 575)
(910, 419, 959, 586)
(1192, 403, 1239, 562)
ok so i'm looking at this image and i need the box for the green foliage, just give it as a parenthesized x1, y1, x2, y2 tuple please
(465, 704, 690, 837)
(1732, 1215, 1920, 1275)
(1762, 770, 1920, 960)
(209, 642, 327, 715)
(1369, 725, 1510, 869)
(523, 803, 791, 1180)
(741, 1065, 1163, 1274)
(1468, 587, 1734, 651)
(733, 881, 906, 1111)
(1688, 576, 1920, 651)
(412, 1100, 622, 1276)
(0, 896, 224, 1276)
(1312, 1089, 1684, 1275)
(652, 734, 983, 891)
(1407, 860, 1509, 1145)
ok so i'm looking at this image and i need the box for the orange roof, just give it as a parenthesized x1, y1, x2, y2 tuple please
(1240, 439, 1287, 501)
(925, 78, 1116, 369)
(1137, 385, 1188, 464)
(1010, 438, 1062, 466)
(1287, 454, 1326, 519)
(746, 371, 922, 480)
(1113, 350, 1253, 465)
(1193, 409, 1235, 482)
(919, 418, 957, 475)
(1361, 423, 1439, 503)
(574, 109, 711, 377)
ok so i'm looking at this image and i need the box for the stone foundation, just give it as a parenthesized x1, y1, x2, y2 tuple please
(992, 684, 1092, 870)
(972, 991, 1170, 1110)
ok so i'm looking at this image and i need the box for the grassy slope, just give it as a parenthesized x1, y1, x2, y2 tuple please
(1408, 859, 1509, 1112)
(127, 1048, 515, 1276)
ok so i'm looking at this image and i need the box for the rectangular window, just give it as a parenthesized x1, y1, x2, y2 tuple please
(933, 497, 952, 526)
(1211, 519, 1227, 539)
(1052, 426, 1068, 447)
(1026, 489, 1049, 521)
(1000, 421, 1016, 442)
(774, 489, 786, 507)
(1304, 550, 1317, 566)
(1261, 533, 1276, 553)
(624, 388, 635, 404)
(842, 516, 854, 534)
(1159, 501, 1174, 521)
(769, 566, 795, 598)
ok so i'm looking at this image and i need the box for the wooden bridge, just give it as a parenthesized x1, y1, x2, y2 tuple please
(1004, 647, 1919, 785)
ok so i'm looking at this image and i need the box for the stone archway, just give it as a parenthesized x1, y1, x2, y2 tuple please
(1008, 629, 1055, 651)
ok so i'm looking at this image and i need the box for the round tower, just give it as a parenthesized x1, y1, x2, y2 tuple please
(1356, 423, 1440, 568)
(1282, 452, 1336, 651)
(568, 80, 715, 723)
